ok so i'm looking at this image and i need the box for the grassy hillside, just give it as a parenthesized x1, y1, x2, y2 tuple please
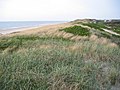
(106, 23, 120, 34)
(0, 20, 120, 90)
(0, 35, 120, 90)
(75, 22, 120, 45)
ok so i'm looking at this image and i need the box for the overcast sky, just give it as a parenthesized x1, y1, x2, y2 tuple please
(0, 0, 120, 21)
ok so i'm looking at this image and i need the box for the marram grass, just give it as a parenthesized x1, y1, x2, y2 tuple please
(0, 35, 120, 90)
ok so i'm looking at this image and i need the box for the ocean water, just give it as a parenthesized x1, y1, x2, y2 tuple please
(0, 21, 66, 34)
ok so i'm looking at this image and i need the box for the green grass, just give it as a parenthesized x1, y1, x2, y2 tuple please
(60, 26, 91, 36)
(100, 32, 111, 39)
(106, 23, 120, 34)
(82, 23, 108, 31)
(112, 34, 120, 38)
(0, 35, 120, 90)
(113, 28, 120, 34)
(110, 27, 120, 34)
(0, 36, 72, 51)
(81, 23, 120, 45)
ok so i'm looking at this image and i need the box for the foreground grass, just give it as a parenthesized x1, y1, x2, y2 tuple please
(0, 35, 120, 90)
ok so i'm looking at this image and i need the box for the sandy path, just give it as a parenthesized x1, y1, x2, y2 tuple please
(102, 29, 120, 36)
(80, 24, 120, 36)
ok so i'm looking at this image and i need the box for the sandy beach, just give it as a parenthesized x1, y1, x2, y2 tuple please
(0, 26, 40, 35)
(0, 22, 73, 37)
(0, 22, 70, 35)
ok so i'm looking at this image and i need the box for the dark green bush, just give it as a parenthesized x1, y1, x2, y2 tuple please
(60, 26, 91, 36)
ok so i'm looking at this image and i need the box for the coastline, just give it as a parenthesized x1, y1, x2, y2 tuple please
(0, 22, 72, 37)
(0, 26, 41, 35)
(0, 21, 68, 35)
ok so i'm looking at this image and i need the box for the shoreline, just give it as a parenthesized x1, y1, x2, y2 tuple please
(0, 22, 72, 37)
(0, 26, 41, 35)
(0, 21, 68, 35)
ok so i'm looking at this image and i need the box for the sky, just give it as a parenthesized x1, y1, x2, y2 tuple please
(0, 0, 120, 21)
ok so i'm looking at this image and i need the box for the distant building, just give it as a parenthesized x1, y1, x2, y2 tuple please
(104, 19, 120, 24)
(72, 19, 120, 24)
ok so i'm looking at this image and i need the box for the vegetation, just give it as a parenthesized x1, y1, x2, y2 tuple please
(106, 23, 120, 34)
(112, 34, 120, 38)
(113, 28, 120, 34)
(82, 23, 108, 31)
(78, 23, 120, 45)
(82, 22, 120, 34)
(60, 26, 91, 36)
(0, 35, 120, 90)
(81, 22, 120, 35)
(100, 32, 111, 38)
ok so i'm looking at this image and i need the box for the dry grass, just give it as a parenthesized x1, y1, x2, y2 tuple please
(0, 22, 120, 90)
(0, 35, 120, 90)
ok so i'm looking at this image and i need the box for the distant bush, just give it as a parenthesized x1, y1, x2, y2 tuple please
(60, 26, 91, 36)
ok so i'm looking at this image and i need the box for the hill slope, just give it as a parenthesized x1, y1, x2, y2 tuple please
(0, 19, 120, 90)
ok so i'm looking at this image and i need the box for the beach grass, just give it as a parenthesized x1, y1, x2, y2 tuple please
(106, 23, 120, 34)
(81, 23, 108, 31)
(0, 35, 120, 90)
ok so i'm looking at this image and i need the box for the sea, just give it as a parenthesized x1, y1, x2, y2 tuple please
(0, 21, 67, 34)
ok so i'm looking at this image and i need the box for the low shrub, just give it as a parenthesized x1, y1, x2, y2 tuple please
(60, 26, 91, 36)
